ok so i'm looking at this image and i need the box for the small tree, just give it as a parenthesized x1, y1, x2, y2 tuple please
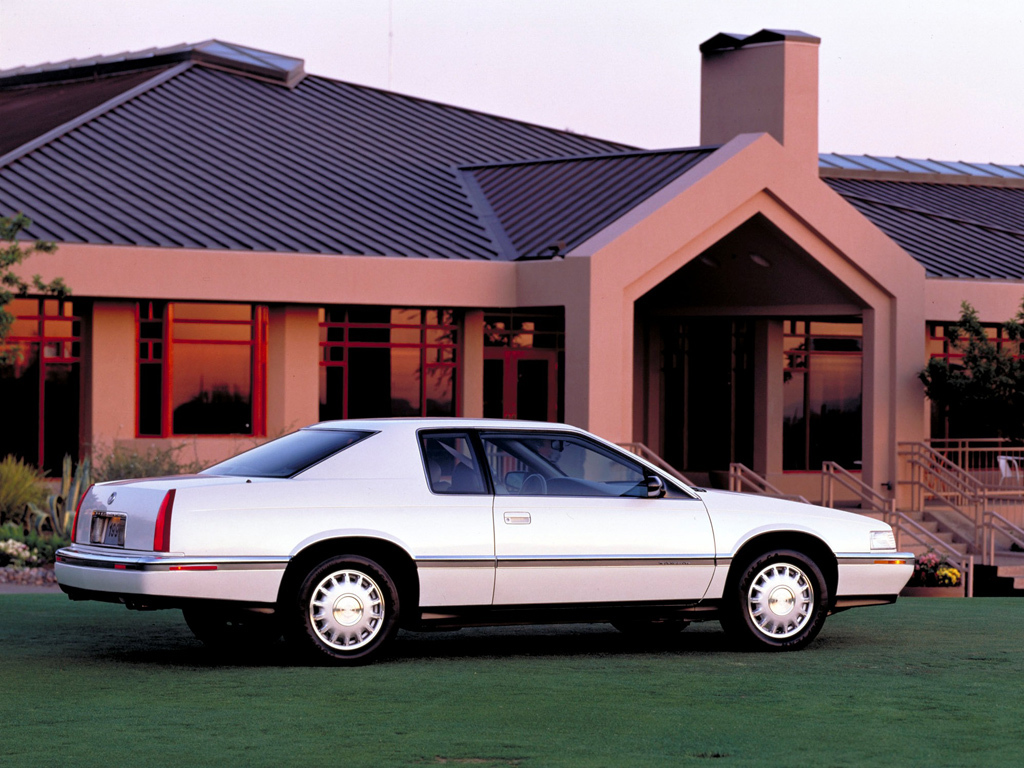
(1, 212, 67, 363)
(920, 300, 1024, 440)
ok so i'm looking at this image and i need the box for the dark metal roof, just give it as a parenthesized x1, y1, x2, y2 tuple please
(824, 177, 1024, 278)
(0, 67, 173, 156)
(463, 148, 715, 259)
(0, 62, 630, 258)
(0, 40, 305, 89)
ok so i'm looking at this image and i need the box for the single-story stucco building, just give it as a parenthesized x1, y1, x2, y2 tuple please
(4, 30, 1024, 508)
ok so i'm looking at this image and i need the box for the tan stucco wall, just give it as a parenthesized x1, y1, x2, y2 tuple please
(267, 305, 319, 436)
(926, 278, 1024, 322)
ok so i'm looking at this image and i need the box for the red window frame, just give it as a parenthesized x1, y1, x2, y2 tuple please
(136, 301, 267, 438)
(319, 307, 461, 418)
(0, 298, 81, 469)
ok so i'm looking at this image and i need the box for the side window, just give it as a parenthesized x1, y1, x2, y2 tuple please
(420, 433, 487, 494)
(480, 433, 647, 497)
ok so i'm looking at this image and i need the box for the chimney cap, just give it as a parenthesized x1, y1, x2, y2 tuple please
(700, 29, 820, 55)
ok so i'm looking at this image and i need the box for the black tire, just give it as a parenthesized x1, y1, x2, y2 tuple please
(287, 554, 400, 665)
(182, 607, 282, 652)
(611, 618, 690, 638)
(722, 549, 829, 651)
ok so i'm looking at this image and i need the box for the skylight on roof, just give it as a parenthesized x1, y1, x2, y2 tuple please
(192, 41, 305, 88)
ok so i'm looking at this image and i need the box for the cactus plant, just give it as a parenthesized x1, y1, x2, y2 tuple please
(30, 454, 90, 539)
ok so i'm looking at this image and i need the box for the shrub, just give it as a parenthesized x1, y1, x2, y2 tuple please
(30, 454, 91, 539)
(92, 442, 205, 483)
(0, 455, 48, 529)
(0, 522, 69, 566)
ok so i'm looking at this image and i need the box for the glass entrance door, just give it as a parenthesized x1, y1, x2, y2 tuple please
(483, 349, 559, 421)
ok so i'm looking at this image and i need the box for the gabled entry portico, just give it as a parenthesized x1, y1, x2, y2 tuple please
(552, 132, 926, 501)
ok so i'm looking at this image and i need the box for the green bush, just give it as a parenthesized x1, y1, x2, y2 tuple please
(0, 522, 67, 565)
(0, 455, 48, 529)
(92, 442, 205, 483)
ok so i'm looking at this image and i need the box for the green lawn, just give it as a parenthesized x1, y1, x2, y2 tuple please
(2, 595, 1022, 767)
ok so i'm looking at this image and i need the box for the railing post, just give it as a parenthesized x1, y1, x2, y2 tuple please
(967, 555, 975, 598)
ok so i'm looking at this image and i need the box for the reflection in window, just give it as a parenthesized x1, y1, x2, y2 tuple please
(0, 298, 81, 470)
(782, 320, 862, 470)
(481, 433, 646, 497)
(136, 302, 267, 436)
(319, 307, 459, 420)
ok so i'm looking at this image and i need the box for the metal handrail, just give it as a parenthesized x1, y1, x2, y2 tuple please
(616, 442, 696, 486)
(899, 440, 1024, 566)
(727, 463, 809, 504)
(820, 461, 895, 519)
(982, 507, 1024, 563)
(889, 510, 974, 597)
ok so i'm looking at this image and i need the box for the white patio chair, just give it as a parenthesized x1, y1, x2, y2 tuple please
(997, 455, 1021, 485)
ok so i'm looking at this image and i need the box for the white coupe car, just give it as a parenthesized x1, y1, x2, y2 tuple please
(56, 419, 913, 663)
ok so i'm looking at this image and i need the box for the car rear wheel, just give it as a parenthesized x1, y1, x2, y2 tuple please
(724, 549, 828, 651)
(289, 555, 400, 665)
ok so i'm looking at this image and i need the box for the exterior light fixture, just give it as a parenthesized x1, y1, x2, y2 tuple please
(749, 253, 772, 268)
(699, 254, 720, 268)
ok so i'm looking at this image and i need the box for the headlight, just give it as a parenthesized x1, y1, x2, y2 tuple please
(870, 530, 896, 550)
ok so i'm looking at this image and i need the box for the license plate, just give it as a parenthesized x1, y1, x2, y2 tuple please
(90, 513, 126, 547)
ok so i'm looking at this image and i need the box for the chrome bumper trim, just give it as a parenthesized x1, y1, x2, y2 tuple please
(56, 548, 288, 572)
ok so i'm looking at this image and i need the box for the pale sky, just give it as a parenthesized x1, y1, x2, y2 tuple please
(2, 0, 1023, 162)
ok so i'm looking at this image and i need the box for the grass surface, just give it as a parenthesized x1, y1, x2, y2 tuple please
(2, 595, 1023, 767)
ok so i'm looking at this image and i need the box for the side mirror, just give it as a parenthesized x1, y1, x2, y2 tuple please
(646, 475, 666, 498)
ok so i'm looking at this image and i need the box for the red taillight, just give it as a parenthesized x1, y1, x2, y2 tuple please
(71, 485, 94, 544)
(153, 489, 176, 552)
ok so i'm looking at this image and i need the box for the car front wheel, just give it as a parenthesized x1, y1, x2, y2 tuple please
(725, 550, 828, 651)
(289, 555, 400, 665)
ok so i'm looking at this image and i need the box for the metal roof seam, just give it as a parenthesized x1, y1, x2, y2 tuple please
(0, 62, 192, 171)
(156, 74, 498, 256)
(0, 167, 118, 244)
(841, 191, 1024, 240)
(89, 103, 325, 252)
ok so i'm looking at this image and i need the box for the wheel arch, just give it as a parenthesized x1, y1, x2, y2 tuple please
(726, 531, 838, 605)
(277, 536, 420, 623)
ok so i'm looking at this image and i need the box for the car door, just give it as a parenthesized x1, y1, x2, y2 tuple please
(480, 431, 716, 606)
(416, 431, 495, 607)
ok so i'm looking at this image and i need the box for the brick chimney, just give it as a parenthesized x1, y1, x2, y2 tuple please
(700, 30, 821, 174)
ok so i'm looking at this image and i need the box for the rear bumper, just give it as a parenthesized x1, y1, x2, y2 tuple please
(55, 547, 287, 606)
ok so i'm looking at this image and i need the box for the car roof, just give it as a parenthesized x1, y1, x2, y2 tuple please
(306, 418, 590, 433)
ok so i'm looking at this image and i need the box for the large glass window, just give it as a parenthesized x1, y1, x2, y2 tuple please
(0, 298, 81, 470)
(137, 302, 267, 436)
(319, 307, 459, 420)
(483, 309, 564, 422)
(783, 320, 862, 471)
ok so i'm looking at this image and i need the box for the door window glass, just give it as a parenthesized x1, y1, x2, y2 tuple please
(481, 433, 646, 497)
(420, 433, 487, 494)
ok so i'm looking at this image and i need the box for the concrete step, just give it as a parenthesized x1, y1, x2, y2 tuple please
(972, 564, 1024, 596)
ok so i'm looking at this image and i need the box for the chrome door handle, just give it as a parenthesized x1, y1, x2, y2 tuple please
(503, 511, 532, 525)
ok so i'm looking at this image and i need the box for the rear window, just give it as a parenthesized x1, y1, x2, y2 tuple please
(202, 429, 372, 478)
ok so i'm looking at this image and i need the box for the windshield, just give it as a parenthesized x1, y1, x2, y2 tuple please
(202, 429, 373, 478)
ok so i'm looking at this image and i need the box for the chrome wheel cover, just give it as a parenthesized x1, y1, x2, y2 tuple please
(309, 569, 385, 651)
(746, 562, 814, 639)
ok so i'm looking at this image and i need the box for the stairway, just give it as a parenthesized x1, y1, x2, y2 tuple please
(972, 562, 1024, 596)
